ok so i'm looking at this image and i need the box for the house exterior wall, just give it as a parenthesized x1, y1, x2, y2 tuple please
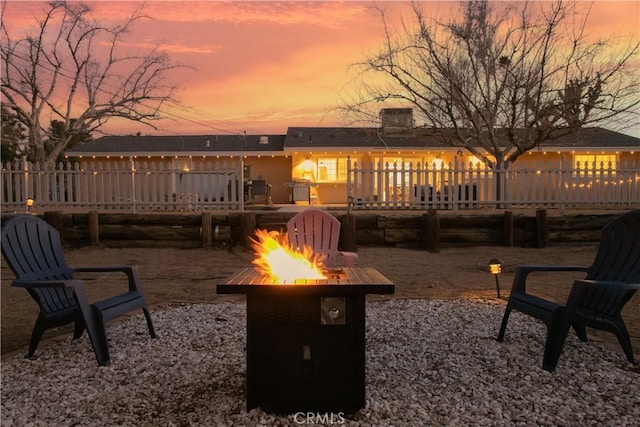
(276, 149, 639, 205)
(67, 154, 294, 205)
(243, 156, 292, 204)
(64, 144, 637, 206)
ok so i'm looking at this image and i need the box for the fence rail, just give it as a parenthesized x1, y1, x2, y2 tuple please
(346, 156, 640, 210)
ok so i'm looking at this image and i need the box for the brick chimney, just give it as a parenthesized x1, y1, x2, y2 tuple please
(380, 108, 414, 133)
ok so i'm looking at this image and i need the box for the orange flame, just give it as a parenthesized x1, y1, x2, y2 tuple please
(250, 229, 327, 283)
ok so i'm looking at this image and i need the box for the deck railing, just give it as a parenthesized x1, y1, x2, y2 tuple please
(346, 156, 640, 210)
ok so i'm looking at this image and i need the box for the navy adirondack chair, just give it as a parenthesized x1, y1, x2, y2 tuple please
(1, 215, 156, 366)
(497, 210, 640, 372)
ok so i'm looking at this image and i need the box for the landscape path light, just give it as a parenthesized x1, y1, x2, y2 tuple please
(488, 258, 503, 298)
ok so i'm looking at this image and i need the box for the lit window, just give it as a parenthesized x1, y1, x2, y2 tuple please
(173, 159, 192, 172)
(317, 157, 348, 182)
(464, 155, 483, 168)
(382, 157, 423, 168)
(573, 154, 617, 174)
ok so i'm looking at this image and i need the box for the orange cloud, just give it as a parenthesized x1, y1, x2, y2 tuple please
(5, 1, 639, 137)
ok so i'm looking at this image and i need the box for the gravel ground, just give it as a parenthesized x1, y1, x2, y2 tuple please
(1, 299, 639, 426)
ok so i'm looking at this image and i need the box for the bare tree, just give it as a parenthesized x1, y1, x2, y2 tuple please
(1, 1, 185, 162)
(343, 1, 640, 168)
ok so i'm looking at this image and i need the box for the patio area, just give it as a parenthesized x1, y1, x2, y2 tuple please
(1, 299, 638, 425)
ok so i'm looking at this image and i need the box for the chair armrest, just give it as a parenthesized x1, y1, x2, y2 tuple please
(73, 265, 134, 274)
(12, 278, 85, 289)
(339, 251, 359, 267)
(510, 264, 589, 294)
(72, 265, 143, 293)
(572, 279, 640, 291)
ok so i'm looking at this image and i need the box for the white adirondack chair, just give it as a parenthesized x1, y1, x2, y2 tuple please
(286, 208, 358, 267)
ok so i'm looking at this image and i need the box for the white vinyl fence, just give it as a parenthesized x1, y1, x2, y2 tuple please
(347, 156, 640, 210)
(1, 159, 244, 212)
(3, 157, 639, 212)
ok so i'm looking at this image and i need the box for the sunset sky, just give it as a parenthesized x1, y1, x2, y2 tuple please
(3, 1, 640, 137)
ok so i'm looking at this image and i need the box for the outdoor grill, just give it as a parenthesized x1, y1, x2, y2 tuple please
(217, 266, 394, 414)
(285, 180, 318, 204)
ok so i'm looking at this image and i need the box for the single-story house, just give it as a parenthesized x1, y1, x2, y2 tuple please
(67, 110, 640, 205)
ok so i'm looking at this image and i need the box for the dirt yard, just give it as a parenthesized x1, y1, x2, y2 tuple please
(2, 243, 638, 360)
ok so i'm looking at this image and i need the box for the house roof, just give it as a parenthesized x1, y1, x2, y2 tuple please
(284, 127, 448, 150)
(67, 134, 286, 157)
(285, 126, 640, 151)
(537, 127, 640, 149)
(66, 127, 639, 157)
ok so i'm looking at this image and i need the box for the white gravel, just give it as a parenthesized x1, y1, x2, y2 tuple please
(1, 299, 638, 426)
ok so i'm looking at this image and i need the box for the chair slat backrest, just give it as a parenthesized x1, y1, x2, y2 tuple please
(1, 215, 77, 315)
(286, 208, 341, 256)
(582, 210, 640, 316)
(252, 180, 268, 196)
(588, 210, 640, 282)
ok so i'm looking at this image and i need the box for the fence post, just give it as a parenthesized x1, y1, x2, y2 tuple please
(239, 212, 256, 249)
(44, 211, 65, 244)
(22, 158, 30, 204)
(421, 209, 440, 253)
(130, 158, 137, 214)
(89, 210, 100, 245)
(495, 162, 503, 209)
(536, 209, 549, 248)
(201, 212, 212, 247)
(346, 156, 352, 205)
(339, 213, 357, 252)
(503, 210, 514, 247)
(558, 155, 566, 212)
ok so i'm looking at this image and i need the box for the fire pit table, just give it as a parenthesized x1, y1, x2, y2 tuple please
(218, 266, 394, 414)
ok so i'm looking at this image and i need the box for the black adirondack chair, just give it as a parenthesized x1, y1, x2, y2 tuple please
(497, 210, 640, 372)
(1, 215, 156, 366)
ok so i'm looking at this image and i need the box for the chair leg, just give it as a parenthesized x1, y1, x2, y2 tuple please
(611, 319, 635, 364)
(497, 304, 512, 342)
(542, 315, 571, 372)
(26, 315, 47, 358)
(573, 316, 635, 364)
(86, 309, 110, 366)
(572, 321, 588, 342)
(615, 333, 635, 364)
(72, 321, 85, 340)
(142, 305, 157, 339)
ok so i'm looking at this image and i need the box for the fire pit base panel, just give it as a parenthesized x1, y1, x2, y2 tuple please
(218, 267, 394, 415)
(247, 293, 365, 414)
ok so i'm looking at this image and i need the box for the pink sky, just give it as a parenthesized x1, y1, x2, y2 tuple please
(4, 1, 639, 137)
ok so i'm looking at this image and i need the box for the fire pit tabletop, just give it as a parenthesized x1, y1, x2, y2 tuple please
(217, 266, 394, 295)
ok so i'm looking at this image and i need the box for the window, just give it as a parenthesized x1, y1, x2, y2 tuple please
(463, 155, 484, 169)
(382, 157, 423, 169)
(173, 158, 192, 172)
(573, 154, 617, 174)
(317, 157, 348, 182)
